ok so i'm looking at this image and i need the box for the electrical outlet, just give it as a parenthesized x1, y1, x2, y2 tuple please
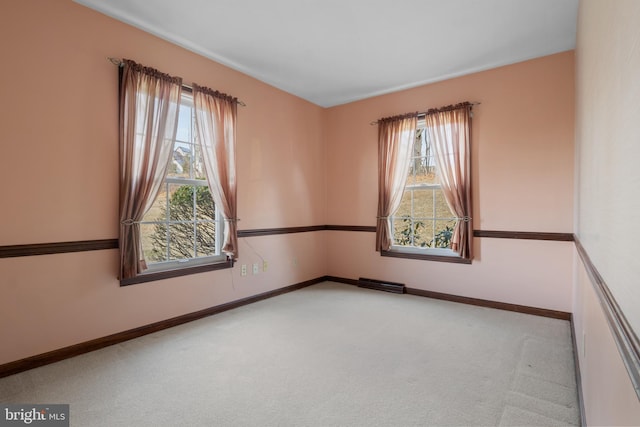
(253, 263, 259, 275)
(263, 261, 268, 272)
(241, 264, 247, 276)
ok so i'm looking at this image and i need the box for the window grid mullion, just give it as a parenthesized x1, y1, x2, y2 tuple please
(165, 181, 170, 261)
(190, 106, 196, 180)
(410, 190, 415, 247)
(192, 186, 198, 258)
(191, 106, 198, 258)
(432, 187, 436, 246)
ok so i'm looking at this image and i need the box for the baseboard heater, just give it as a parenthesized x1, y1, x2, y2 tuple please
(358, 277, 406, 294)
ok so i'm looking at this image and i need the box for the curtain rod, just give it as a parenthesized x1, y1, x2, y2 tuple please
(108, 57, 247, 107)
(369, 102, 480, 125)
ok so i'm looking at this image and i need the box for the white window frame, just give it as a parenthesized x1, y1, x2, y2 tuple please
(140, 92, 225, 273)
(390, 119, 458, 256)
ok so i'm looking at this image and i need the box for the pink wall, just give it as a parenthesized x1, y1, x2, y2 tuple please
(3, 3, 636, 424)
(0, 0, 327, 364)
(0, 0, 578, 380)
(324, 52, 575, 311)
(573, 258, 640, 425)
(573, 0, 640, 424)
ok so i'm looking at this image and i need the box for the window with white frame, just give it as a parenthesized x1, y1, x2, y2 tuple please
(140, 93, 224, 269)
(391, 119, 457, 252)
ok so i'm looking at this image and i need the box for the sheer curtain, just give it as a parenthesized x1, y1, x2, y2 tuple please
(376, 114, 418, 251)
(119, 60, 182, 279)
(425, 103, 473, 259)
(192, 84, 239, 259)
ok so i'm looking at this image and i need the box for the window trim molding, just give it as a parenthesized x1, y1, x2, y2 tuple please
(143, 253, 228, 274)
(389, 118, 460, 255)
(0, 239, 119, 258)
(119, 257, 234, 286)
(0, 229, 574, 259)
(380, 249, 472, 264)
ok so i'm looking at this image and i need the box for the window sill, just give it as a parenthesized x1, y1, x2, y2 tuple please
(120, 258, 234, 286)
(381, 248, 471, 264)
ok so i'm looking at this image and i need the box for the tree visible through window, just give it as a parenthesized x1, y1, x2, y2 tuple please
(140, 93, 223, 266)
(391, 122, 457, 249)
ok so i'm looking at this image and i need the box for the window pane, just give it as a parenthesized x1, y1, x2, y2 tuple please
(434, 220, 457, 249)
(195, 222, 217, 257)
(412, 188, 434, 218)
(408, 129, 433, 186)
(142, 185, 168, 223)
(193, 143, 206, 180)
(142, 93, 225, 267)
(168, 184, 194, 221)
(141, 222, 168, 263)
(394, 189, 412, 218)
(168, 143, 193, 178)
(168, 223, 195, 260)
(195, 186, 215, 221)
(406, 131, 420, 186)
(393, 218, 414, 246)
(176, 104, 192, 142)
(410, 158, 430, 185)
(392, 125, 464, 251)
(434, 189, 454, 219)
(414, 219, 433, 248)
(422, 156, 439, 185)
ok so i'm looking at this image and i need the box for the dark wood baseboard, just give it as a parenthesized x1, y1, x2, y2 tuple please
(406, 287, 571, 320)
(324, 275, 571, 320)
(1, 273, 576, 384)
(570, 314, 587, 426)
(0, 276, 326, 379)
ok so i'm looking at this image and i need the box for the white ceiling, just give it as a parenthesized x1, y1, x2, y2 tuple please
(75, 0, 579, 107)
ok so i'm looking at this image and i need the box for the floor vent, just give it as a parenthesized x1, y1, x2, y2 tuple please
(357, 277, 406, 294)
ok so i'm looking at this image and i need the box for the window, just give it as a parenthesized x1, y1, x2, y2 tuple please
(118, 60, 238, 286)
(140, 93, 225, 271)
(376, 102, 472, 263)
(390, 120, 457, 255)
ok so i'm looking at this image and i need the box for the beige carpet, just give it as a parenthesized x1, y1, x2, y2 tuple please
(0, 282, 579, 426)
